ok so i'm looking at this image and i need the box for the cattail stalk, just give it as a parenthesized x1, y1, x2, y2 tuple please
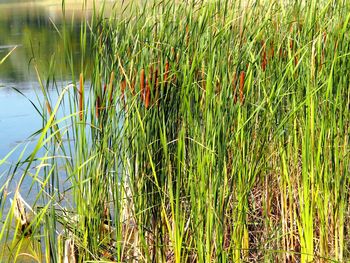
(164, 60, 169, 87)
(145, 80, 150, 108)
(96, 96, 101, 119)
(186, 25, 190, 46)
(79, 73, 84, 121)
(46, 100, 53, 116)
(239, 71, 245, 104)
(120, 79, 126, 107)
(140, 69, 145, 102)
(294, 55, 299, 67)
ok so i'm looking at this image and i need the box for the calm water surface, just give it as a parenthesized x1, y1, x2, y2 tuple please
(0, 1, 98, 165)
(0, 2, 104, 222)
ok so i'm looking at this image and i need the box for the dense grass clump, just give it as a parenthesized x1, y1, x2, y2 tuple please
(1, 0, 350, 262)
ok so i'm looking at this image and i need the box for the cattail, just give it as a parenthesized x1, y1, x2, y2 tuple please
(164, 60, 169, 87)
(186, 25, 190, 46)
(145, 80, 150, 108)
(261, 40, 267, 71)
(46, 100, 52, 116)
(322, 31, 327, 44)
(239, 71, 245, 104)
(279, 46, 283, 58)
(96, 96, 101, 118)
(294, 55, 298, 66)
(120, 79, 126, 107)
(140, 69, 145, 102)
(79, 73, 84, 121)
(232, 72, 238, 104)
(108, 71, 115, 104)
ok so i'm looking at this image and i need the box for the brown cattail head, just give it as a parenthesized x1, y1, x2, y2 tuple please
(140, 69, 145, 102)
(96, 95, 101, 118)
(186, 25, 189, 46)
(322, 31, 327, 44)
(46, 100, 53, 116)
(145, 80, 150, 108)
(294, 55, 298, 67)
(164, 60, 170, 87)
(79, 73, 84, 120)
(120, 79, 126, 107)
(239, 71, 245, 104)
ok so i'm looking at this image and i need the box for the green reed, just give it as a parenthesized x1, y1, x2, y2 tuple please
(1, 0, 349, 262)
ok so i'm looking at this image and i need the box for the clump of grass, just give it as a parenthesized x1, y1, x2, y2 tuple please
(1, 0, 350, 262)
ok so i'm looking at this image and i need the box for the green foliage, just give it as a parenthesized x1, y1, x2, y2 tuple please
(1, 0, 350, 262)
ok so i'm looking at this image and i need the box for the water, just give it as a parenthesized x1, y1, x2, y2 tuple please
(0, 1, 103, 164)
(0, 0, 107, 236)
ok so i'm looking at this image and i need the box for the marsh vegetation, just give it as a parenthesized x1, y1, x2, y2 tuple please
(0, 0, 350, 262)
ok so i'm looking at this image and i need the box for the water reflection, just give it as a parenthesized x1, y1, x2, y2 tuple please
(0, 1, 98, 165)
(0, 1, 100, 83)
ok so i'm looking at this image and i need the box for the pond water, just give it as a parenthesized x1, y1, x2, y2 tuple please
(0, 0, 112, 234)
(0, 1, 96, 164)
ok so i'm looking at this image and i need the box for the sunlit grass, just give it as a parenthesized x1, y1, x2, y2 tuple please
(1, 0, 350, 262)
